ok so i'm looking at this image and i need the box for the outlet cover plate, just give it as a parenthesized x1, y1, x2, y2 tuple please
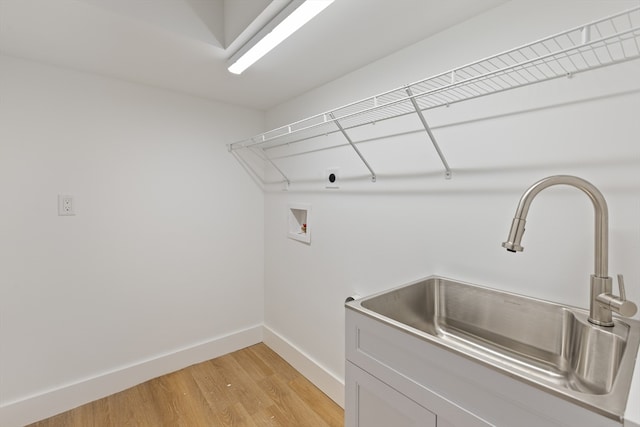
(58, 195, 75, 216)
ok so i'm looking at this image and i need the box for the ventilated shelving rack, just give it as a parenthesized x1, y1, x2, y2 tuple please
(228, 6, 640, 184)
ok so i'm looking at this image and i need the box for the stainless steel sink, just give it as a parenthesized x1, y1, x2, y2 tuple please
(347, 276, 640, 420)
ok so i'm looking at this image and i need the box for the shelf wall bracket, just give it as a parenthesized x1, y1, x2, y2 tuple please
(249, 146, 291, 186)
(406, 87, 452, 180)
(329, 113, 377, 182)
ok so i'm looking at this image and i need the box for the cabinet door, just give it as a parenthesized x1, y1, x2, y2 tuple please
(346, 362, 436, 427)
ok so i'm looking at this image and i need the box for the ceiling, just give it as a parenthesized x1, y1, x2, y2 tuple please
(0, 0, 507, 110)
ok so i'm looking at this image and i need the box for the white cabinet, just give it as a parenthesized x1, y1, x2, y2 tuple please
(345, 308, 621, 427)
(345, 309, 490, 427)
(346, 361, 436, 427)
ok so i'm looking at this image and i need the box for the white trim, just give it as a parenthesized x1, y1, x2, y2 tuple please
(0, 325, 263, 427)
(263, 324, 345, 407)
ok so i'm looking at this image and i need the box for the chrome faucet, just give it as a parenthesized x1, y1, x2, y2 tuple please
(502, 175, 637, 326)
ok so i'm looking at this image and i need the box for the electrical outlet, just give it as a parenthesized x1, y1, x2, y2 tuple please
(326, 168, 339, 189)
(58, 195, 75, 216)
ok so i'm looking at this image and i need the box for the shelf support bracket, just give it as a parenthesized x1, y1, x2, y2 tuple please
(406, 87, 452, 179)
(329, 113, 377, 182)
(250, 146, 291, 187)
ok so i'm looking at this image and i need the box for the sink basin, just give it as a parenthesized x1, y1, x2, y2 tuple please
(347, 276, 640, 420)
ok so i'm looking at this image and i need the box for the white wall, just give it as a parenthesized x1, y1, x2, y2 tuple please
(262, 0, 640, 411)
(0, 55, 265, 426)
(2, 1, 639, 425)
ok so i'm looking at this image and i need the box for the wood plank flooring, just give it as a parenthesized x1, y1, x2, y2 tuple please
(28, 343, 344, 427)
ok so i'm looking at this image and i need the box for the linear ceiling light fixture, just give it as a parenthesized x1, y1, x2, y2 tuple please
(227, 0, 335, 75)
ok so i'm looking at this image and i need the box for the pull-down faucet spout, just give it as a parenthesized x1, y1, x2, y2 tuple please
(502, 175, 637, 326)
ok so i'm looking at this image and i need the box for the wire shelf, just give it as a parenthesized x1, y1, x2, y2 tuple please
(228, 6, 640, 181)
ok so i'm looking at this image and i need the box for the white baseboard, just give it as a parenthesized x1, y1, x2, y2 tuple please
(263, 325, 345, 408)
(0, 325, 263, 427)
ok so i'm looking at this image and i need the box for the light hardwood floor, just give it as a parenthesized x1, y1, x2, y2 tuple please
(28, 343, 344, 427)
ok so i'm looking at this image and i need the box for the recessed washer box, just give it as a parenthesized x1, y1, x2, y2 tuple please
(288, 203, 311, 243)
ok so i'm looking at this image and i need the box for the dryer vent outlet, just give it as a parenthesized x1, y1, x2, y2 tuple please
(326, 168, 339, 189)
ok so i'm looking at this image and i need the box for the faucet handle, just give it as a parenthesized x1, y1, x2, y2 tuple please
(609, 274, 637, 318)
(617, 274, 627, 301)
(596, 274, 638, 319)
